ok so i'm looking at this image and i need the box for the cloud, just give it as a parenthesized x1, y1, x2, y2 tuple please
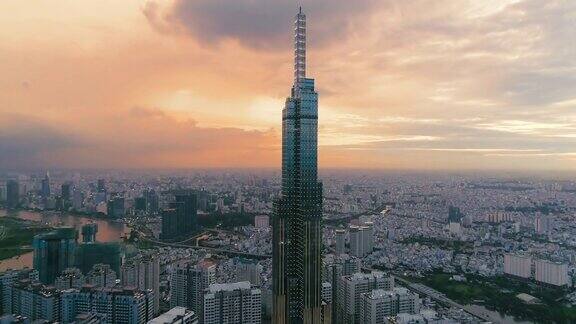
(0, 115, 88, 169)
(0, 111, 278, 170)
(143, 0, 378, 49)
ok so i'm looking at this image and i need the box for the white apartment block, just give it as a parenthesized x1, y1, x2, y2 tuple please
(337, 271, 395, 324)
(203, 281, 261, 324)
(359, 288, 420, 324)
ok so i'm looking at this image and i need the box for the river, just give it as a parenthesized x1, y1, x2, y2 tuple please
(0, 209, 130, 271)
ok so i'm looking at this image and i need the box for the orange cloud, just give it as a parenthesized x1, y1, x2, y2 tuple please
(0, 0, 575, 170)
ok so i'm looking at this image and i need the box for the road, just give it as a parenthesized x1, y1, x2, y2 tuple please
(141, 236, 271, 260)
(392, 275, 496, 323)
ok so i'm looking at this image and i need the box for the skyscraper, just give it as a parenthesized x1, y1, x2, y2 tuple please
(335, 229, 346, 255)
(6, 180, 19, 209)
(33, 227, 77, 284)
(273, 7, 323, 323)
(41, 171, 51, 198)
(170, 260, 216, 320)
(203, 281, 262, 324)
(81, 223, 98, 243)
(175, 191, 198, 235)
(120, 253, 161, 315)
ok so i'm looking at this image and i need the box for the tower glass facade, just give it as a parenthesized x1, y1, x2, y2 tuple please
(273, 7, 323, 324)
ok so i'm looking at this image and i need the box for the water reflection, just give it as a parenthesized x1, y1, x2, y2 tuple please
(0, 209, 130, 271)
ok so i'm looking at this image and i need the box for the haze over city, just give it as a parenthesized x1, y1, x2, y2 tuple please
(2, 0, 575, 170)
(2, 2, 576, 324)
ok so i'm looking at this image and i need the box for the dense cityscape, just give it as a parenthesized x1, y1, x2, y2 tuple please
(1, 169, 576, 323)
(1, 2, 576, 324)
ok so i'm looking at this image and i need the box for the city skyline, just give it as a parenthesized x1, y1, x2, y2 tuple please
(1, 0, 576, 171)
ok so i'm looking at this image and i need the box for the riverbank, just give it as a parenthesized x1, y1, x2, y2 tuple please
(0, 209, 130, 271)
(0, 217, 53, 261)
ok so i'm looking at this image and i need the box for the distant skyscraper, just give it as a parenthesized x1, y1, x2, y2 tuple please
(203, 282, 262, 324)
(81, 223, 98, 243)
(33, 227, 77, 284)
(175, 191, 198, 234)
(273, 7, 323, 323)
(535, 214, 553, 235)
(97, 179, 106, 193)
(162, 207, 180, 239)
(134, 197, 147, 212)
(6, 180, 19, 209)
(144, 189, 159, 214)
(74, 242, 123, 275)
(61, 182, 72, 210)
(448, 206, 462, 223)
(107, 196, 125, 218)
(335, 229, 346, 255)
(349, 225, 373, 258)
(41, 171, 51, 197)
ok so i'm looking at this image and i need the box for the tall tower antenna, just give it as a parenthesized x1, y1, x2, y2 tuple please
(294, 7, 306, 84)
(274, 7, 323, 324)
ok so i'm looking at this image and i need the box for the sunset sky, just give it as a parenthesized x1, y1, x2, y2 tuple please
(1, 0, 575, 170)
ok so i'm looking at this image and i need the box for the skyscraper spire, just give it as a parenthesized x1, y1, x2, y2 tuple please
(294, 7, 306, 84)
(274, 7, 323, 324)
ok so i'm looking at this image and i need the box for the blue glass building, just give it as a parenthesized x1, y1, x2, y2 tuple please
(273, 7, 323, 324)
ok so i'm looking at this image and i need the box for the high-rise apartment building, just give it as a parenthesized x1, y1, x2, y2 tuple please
(202, 281, 261, 324)
(0, 269, 39, 315)
(273, 7, 323, 323)
(359, 288, 420, 324)
(120, 253, 160, 315)
(534, 259, 569, 287)
(322, 254, 362, 322)
(11, 280, 60, 322)
(86, 264, 117, 288)
(337, 272, 395, 324)
(33, 227, 77, 284)
(170, 260, 216, 319)
(60, 286, 154, 323)
(55, 268, 85, 291)
(236, 259, 263, 287)
(534, 214, 553, 235)
(349, 224, 373, 258)
(503, 253, 532, 279)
